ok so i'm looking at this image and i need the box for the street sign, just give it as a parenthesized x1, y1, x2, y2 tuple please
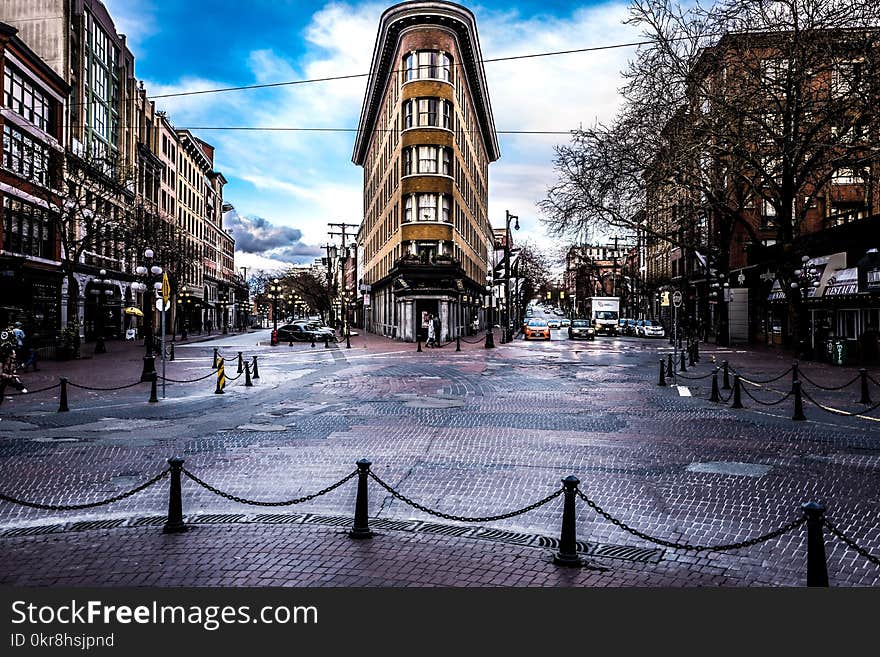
(161, 273, 170, 303)
(155, 299, 171, 312)
(672, 291, 683, 307)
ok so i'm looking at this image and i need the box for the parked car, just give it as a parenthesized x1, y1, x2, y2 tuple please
(636, 319, 665, 338)
(546, 318, 561, 329)
(277, 322, 328, 342)
(620, 319, 638, 336)
(560, 318, 571, 328)
(523, 318, 550, 340)
(568, 319, 595, 340)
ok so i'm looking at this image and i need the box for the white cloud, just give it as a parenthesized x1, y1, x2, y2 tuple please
(135, 2, 635, 264)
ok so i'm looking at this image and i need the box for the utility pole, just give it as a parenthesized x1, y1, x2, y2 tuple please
(328, 222, 359, 336)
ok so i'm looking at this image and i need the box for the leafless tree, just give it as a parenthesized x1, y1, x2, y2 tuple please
(542, 0, 880, 349)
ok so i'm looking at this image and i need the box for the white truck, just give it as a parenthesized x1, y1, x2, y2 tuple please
(584, 297, 620, 336)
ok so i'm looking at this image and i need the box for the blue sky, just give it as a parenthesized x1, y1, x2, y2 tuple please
(104, 0, 640, 273)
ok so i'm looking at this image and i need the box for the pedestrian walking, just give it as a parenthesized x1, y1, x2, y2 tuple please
(19, 330, 39, 372)
(0, 341, 27, 405)
(433, 314, 442, 347)
(426, 314, 436, 347)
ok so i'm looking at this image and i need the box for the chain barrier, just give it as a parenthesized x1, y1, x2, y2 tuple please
(733, 367, 793, 385)
(459, 334, 489, 344)
(224, 370, 244, 382)
(798, 370, 861, 392)
(0, 468, 169, 511)
(741, 386, 794, 407)
(800, 387, 880, 417)
(157, 369, 219, 384)
(823, 519, 880, 567)
(717, 387, 734, 403)
(3, 381, 61, 397)
(575, 489, 806, 551)
(67, 379, 145, 392)
(869, 374, 880, 388)
(182, 468, 358, 506)
(675, 369, 716, 381)
(369, 471, 563, 523)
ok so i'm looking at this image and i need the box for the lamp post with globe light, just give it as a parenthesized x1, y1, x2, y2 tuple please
(791, 255, 821, 357)
(484, 274, 495, 349)
(89, 269, 114, 354)
(269, 279, 283, 345)
(133, 248, 163, 381)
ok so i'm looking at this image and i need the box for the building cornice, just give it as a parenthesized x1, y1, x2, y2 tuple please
(352, 1, 499, 165)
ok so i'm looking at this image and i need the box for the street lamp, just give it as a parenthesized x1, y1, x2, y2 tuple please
(791, 255, 821, 357)
(484, 274, 495, 349)
(89, 269, 114, 354)
(501, 211, 519, 343)
(133, 248, 163, 381)
(218, 290, 229, 334)
(177, 288, 191, 339)
(269, 279, 282, 345)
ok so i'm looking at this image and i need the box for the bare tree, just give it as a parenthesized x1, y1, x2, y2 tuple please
(542, 0, 880, 350)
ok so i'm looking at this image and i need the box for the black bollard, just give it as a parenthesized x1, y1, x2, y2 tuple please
(694, 339, 700, 362)
(731, 374, 743, 409)
(658, 359, 667, 386)
(666, 354, 674, 378)
(456, 335, 461, 352)
(688, 343, 695, 367)
(722, 360, 730, 390)
(251, 356, 260, 379)
(324, 336, 329, 349)
(792, 380, 806, 421)
(244, 361, 253, 387)
(212, 348, 218, 369)
(346, 332, 351, 349)
(149, 372, 159, 403)
(58, 377, 69, 412)
(349, 459, 374, 539)
(163, 457, 188, 534)
(311, 335, 316, 348)
(553, 475, 583, 567)
(417, 336, 422, 352)
(792, 361, 799, 388)
(801, 502, 829, 587)
(858, 369, 872, 405)
(710, 369, 720, 402)
(680, 349, 687, 372)
(237, 352, 243, 374)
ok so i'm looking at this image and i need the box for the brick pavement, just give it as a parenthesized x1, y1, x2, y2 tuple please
(0, 332, 878, 587)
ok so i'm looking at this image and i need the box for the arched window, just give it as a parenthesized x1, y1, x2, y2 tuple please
(403, 51, 454, 83)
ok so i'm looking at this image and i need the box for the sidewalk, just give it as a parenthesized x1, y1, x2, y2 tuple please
(0, 331, 260, 411)
(0, 515, 791, 587)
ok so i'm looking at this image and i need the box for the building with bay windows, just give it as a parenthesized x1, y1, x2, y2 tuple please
(0, 22, 68, 344)
(353, 0, 499, 342)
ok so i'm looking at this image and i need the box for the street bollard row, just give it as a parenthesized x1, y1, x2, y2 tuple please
(151, 458, 862, 584)
(3, 454, 874, 584)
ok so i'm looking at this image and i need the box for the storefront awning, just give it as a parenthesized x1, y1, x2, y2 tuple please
(766, 252, 847, 302)
(823, 267, 859, 297)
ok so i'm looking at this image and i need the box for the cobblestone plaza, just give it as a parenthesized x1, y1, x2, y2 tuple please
(0, 330, 878, 586)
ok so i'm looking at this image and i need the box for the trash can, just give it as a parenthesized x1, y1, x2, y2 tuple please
(830, 338, 847, 366)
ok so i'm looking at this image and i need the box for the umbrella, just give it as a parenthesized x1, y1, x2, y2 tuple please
(124, 307, 144, 317)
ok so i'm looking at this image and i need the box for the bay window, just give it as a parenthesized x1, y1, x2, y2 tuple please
(401, 145, 453, 176)
(402, 98, 453, 130)
(402, 193, 453, 223)
(404, 50, 454, 83)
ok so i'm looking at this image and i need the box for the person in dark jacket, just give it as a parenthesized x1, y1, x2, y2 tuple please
(433, 315, 442, 347)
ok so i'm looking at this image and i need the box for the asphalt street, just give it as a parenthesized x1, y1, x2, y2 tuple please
(0, 325, 878, 586)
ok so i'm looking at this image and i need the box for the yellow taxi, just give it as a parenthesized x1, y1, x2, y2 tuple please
(523, 318, 550, 340)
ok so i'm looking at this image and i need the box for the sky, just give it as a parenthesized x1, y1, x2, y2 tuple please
(102, 0, 641, 274)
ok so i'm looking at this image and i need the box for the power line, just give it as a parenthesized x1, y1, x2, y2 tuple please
(176, 126, 576, 134)
(149, 39, 656, 101)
